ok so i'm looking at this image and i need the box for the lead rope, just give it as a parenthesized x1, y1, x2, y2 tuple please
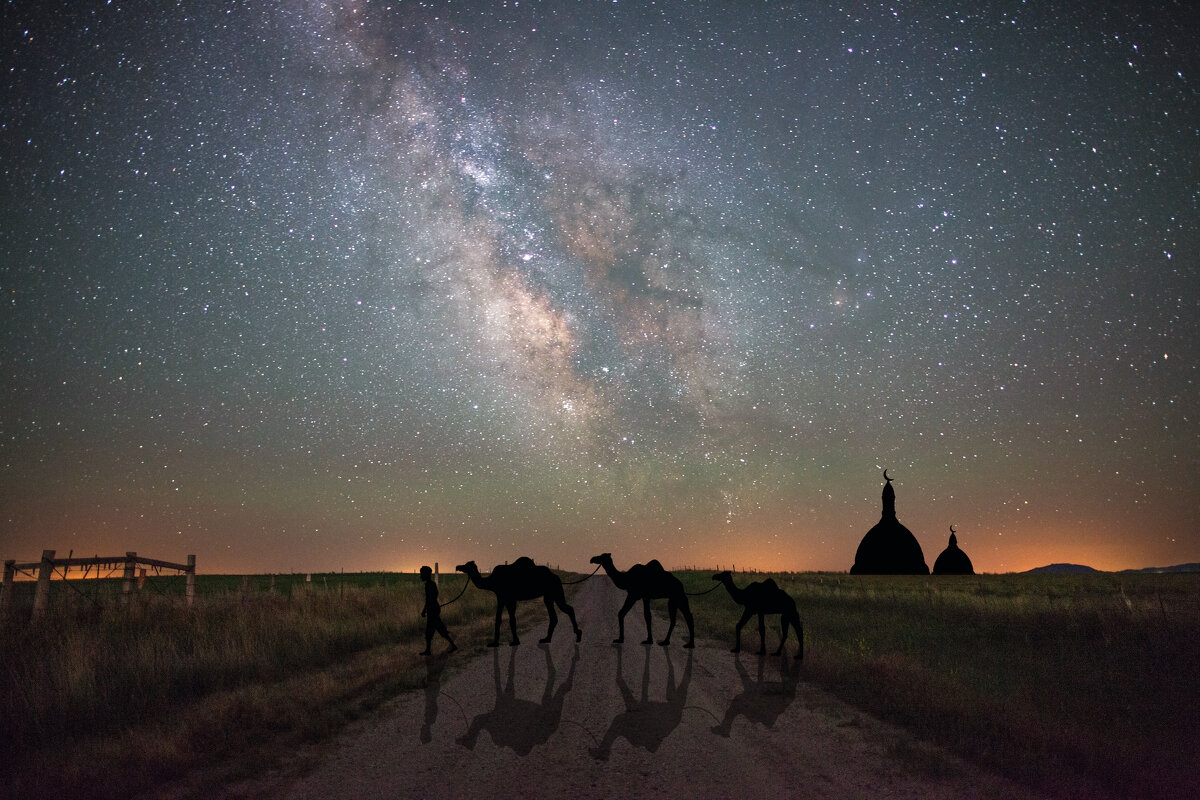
(438, 578, 471, 608)
(561, 564, 603, 585)
(686, 582, 722, 596)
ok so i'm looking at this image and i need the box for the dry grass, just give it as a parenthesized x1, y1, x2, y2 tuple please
(683, 570, 1200, 800)
(0, 573, 496, 799)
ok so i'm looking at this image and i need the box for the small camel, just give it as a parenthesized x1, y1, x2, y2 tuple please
(455, 557, 582, 647)
(589, 553, 695, 648)
(712, 571, 803, 659)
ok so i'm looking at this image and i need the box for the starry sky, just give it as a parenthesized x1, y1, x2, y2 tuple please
(2, 1, 1196, 575)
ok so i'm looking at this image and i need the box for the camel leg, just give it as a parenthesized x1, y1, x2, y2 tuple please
(507, 601, 520, 646)
(756, 612, 767, 655)
(642, 598, 655, 645)
(794, 616, 804, 660)
(658, 599, 676, 646)
(556, 597, 582, 642)
(615, 595, 638, 644)
(489, 603, 503, 647)
(540, 596, 558, 643)
(732, 608, 754, 653)
(680, 598, 695, 648)
(773, 616, 788, 656)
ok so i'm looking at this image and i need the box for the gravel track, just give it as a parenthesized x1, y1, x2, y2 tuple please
(280, 577, 1043, 799)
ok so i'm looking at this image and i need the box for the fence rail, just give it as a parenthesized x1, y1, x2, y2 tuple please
(1, 550, 196, 622)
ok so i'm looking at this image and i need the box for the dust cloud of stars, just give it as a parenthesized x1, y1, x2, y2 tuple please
(2, 1, 1196, 573)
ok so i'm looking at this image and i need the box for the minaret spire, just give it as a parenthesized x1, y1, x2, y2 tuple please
(881, 468, 896, 519)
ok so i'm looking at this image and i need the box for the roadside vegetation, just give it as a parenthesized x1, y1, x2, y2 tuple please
(2, 570, 1196, 799)
(0, 572, 496, 799)
(683, 570, 1199, 800)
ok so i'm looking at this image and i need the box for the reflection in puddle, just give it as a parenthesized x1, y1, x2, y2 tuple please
(590, 645, 693, 760)
(712, 654, 801, 737)
(420, 654, 455, 744)
(457, 644, 579, 756)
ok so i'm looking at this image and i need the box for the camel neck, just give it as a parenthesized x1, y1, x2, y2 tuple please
(600, 561, 627, 587)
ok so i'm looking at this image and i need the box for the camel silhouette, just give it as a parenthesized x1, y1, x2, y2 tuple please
(589, 553, 695, 648)
(712, 571, 803, 659)
(457, 644, 579, 755)
(589, 645, 693, 760)
(455, 557, 582, 647)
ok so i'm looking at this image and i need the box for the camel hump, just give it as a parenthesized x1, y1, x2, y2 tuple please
(761, 577, 780, 592)
(491, 556, 538, 578)
(646, 559, 666, 573)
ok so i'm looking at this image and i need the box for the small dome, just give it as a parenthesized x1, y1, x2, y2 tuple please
(933, 529, 975, 575)
(850, 471, 929, 575)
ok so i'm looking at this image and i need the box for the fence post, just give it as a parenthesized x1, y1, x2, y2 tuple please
(186, 554, 196, 608)
(1, 560, 14, 616)
(32, 550, 55, 621)
(122, 552, 137, 607)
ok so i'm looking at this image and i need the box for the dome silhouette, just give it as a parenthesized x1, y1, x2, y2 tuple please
(932, 528, 975, 575)
(850, 471, 929, 575)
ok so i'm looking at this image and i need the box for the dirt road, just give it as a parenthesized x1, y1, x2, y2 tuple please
(281, 577, 1042, 799)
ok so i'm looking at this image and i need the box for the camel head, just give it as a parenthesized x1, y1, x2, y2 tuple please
(712, 570, 732, 583)
(589, 553, 612, 566)
(455, 561, 477, 575)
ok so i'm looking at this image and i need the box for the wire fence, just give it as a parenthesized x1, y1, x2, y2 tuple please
(1, 550, 195, 623)
(0, 550, 437, 625)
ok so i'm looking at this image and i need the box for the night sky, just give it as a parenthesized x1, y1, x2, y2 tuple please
(3, 1, 1196, 575)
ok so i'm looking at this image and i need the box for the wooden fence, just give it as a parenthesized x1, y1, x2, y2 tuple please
(1, 550, 196, 623)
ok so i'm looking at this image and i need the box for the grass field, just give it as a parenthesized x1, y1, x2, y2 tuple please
(685, 570, 1200, 800)
(2, 570, 1197, 799)
(0, 571, 496, 799)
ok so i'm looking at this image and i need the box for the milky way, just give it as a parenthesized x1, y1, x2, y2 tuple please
(2, 1, 1196, 572)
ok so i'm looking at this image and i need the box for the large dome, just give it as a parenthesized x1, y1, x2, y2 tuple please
(850, 473, 929, 575)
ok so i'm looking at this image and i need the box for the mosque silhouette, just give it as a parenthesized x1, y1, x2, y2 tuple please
(933, 527, 975, 575)
(849, 470, 930, 575)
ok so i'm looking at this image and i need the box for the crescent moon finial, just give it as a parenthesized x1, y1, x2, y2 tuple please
(950, 524, 957, 534)
(883, 468, 892, 482)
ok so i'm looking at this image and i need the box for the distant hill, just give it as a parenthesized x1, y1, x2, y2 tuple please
(1118, 563, 1200, 574)
(1023, 563, 1200, 575)
(1024, 563, 1100, 575)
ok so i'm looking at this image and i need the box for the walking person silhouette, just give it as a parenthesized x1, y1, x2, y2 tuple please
(419, 566, 457, 656)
